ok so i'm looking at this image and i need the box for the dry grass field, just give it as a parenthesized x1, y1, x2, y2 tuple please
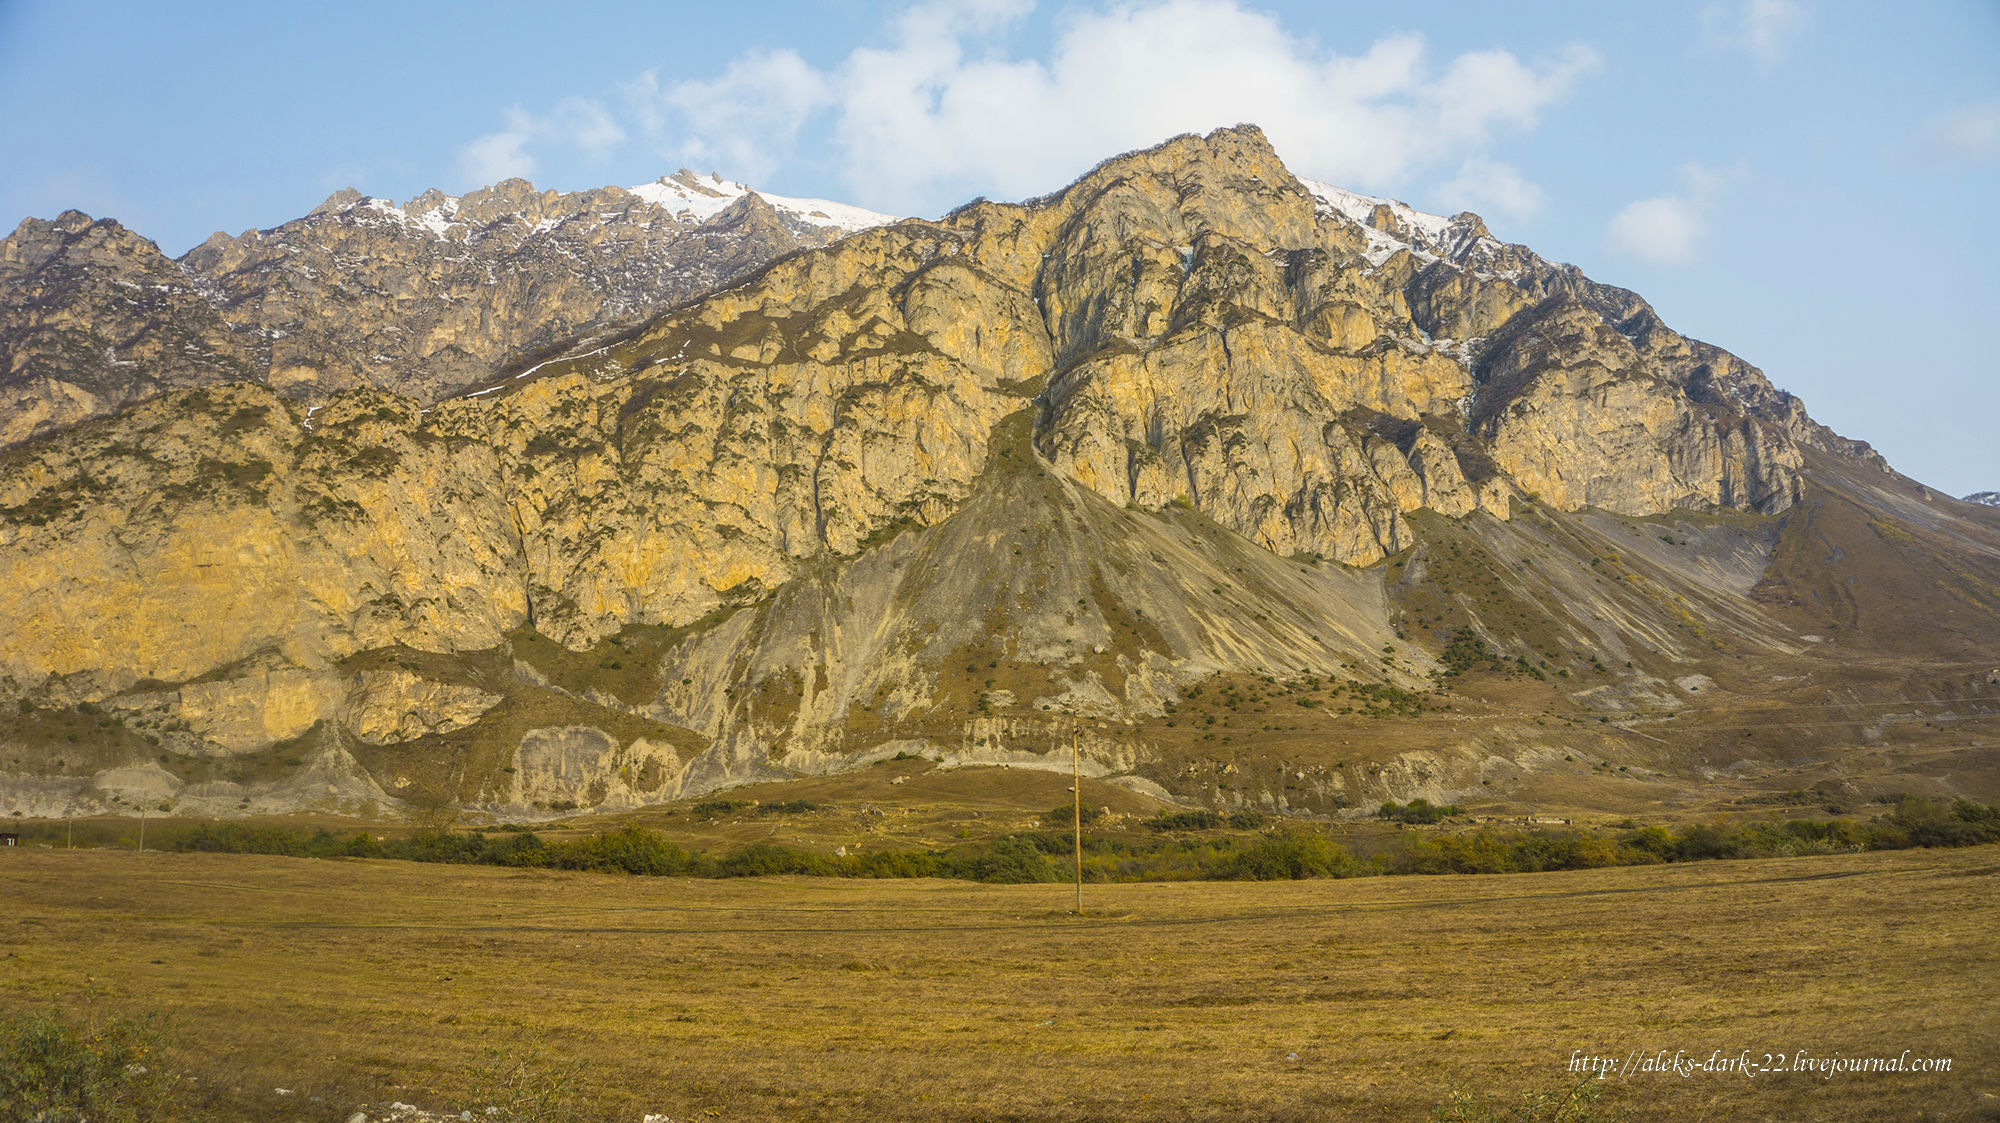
(3, 846, 1997, 1122)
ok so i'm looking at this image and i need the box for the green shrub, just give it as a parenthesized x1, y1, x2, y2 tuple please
(1438, 629, 1502, 675)
(848, 849, 943, 879)
(1041, 804, 1104, 828)
(151, 798, 2000, 887)
(713, 842, 830, 878)
(1220, 830, 1358, 880)
(937, 836, 1063, 883)
(0, 1004, 189, 1123)
(549, 825, 705, 876)
(1148, 809, 1224, 831)
(1379, 798, 1461, 824)
(1621, 826, 1675, 860)
(1672, 823, 1748, 861)
(1890, 797, 2000, 847)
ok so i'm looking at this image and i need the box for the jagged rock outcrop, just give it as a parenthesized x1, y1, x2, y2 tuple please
(505, 726, 685, 812)
(0, 171, 895, 448)
(341, 668, 502, 745)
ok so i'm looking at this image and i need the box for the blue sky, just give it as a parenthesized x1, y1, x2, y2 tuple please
(2, 0, 1995, 495)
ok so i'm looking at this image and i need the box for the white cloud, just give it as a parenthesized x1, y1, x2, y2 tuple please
(551, 97, 626, 157)
(460, 110, 538, 185)
(618, 0, 1595, 215)
(1925, 98, 2000, 162)
(1434, 157, 1545, 223)
(638, 50, 830, 182)
(1702, 0, 1809, 71)
(456, 98, 626, 188)
(1607, 196, 1706, 265)
(1607, 163, 1734, 266)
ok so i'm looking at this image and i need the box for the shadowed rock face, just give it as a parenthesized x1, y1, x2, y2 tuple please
(2, 126, 1980, 823)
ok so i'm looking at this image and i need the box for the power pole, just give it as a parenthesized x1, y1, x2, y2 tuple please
(138, 801, 146, 852)
(1072, 721, 1083, 914)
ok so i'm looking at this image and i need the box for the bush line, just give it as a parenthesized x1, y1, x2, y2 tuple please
(137, 796, 2000, 884)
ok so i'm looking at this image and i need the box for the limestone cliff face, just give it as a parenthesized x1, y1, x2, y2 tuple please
(0, 126, 1911, 817)
(0, 171, 892, 449)
(1471, 301, 1807, 514)
(944, 128, 1830, 560)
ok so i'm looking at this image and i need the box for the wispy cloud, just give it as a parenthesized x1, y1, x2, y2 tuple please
(462, 0, 1596, 215)
(461, 109, 538, 184)
(457, 98, 626, 188)
(627, 51, 830, 184)
(1701, 0, 1810, 72)
(1434, 157, 1545, 223)
(1924, 98, 2000, 162)
(1607, 163, 1736, 266)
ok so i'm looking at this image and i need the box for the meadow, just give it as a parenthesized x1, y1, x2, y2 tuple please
(3, 845, 1995, 1122)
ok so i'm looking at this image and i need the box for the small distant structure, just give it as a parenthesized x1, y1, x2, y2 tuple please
(0, 833, 19, 846)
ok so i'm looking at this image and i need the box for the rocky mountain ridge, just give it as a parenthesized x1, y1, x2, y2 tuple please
(0, 170, 896, 447)
(1, 126, 1993, 826)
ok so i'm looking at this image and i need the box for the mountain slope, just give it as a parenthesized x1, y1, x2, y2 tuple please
(0, 126, 1993, 825)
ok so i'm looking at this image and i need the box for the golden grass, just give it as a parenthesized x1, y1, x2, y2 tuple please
(3, 847, 1996, 1122)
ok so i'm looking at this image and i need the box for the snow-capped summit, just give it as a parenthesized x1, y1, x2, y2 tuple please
(1965, 491, 2000, 507)
(1302, 180, 1453, 242)
(1300, 178, 1499, 268)
(628, 170, 899, 236)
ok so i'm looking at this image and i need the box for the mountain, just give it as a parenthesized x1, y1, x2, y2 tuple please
(1967, 492, 2000, 507)
(0, 171, 896, 447)
(1, 126, 1994, 825)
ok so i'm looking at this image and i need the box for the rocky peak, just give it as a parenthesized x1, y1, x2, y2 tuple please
(309, 187, 366, 216)
(1447, 212, 1490, 240)
(665, 168, 730, 197)
(4, 211, 150, 273)
(0, 210, 254, 446)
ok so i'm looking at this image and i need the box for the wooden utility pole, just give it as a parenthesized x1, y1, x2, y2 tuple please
(1072, 721, 1083, 914)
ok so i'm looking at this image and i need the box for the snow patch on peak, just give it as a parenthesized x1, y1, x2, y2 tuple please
(351, 195, 461, 239)
(1301, 179, 1452, 244)
(628, 170, 898, 235)
(1963, 491, 2000, 507)
(1300, 178, 1513, 271)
